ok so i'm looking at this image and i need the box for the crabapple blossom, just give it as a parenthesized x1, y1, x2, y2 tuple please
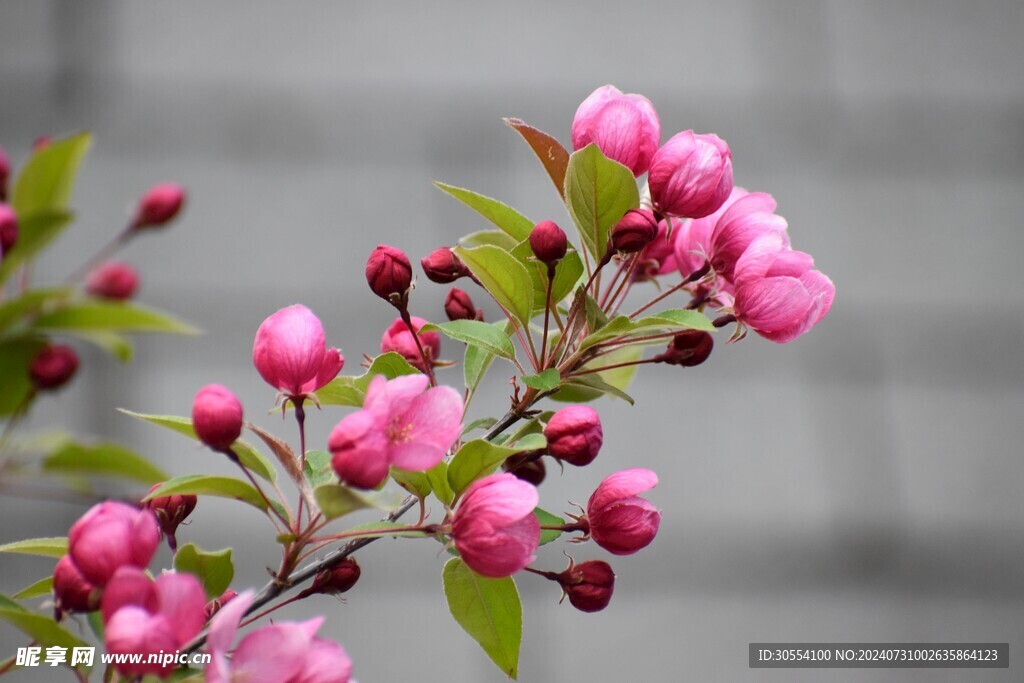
(379, 315, 441, 372)
(421, 247, 470, 284)
(708, 190, 789, 283)
(192, 384, 244, 451)
(654, 330, 714, 367)
(85, 260, 139, 300)
(52, 555, 101, 614)
(611, 208, 659, 254)
(444, 287, 481, 322)
(29, 344, 79, 390)
(451, 473, 540, 578)
(528, 220, 568, 265)
(143, 483, 198, 551)
(131, 183, 185, 230)
(649, 131, 733, 219)
(0, 204, 16, 255)
(587, 468, 661, 555)
(544, 405, 603, 467)
(557, 560, 615, 613)
(366, 244, 413, 305)
(253, 304, 344, 400)
(68, 501, 160, 586)
(572, 85, 660, 177)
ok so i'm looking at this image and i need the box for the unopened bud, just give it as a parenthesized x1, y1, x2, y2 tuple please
(421, 247, 470, 284)
(502, 452, 546, 486)
(365, 244, 413, 307)
(543, 405, 603, 467)
(53, 555, 102, 615)
(306, 557, 361, 597)
(143, 483, 197, 552)
(30, 344, 79, 390)
(557, 560, 615, 612)
(204, 589, 237, 620)
(529, 220, 568, 265)
(0, 204, 17, 255)
(191, 384, 243, 451)
(85, 261, 139, 301)
(655, 330, 714, 367)
(131, 183, 185, 230)
(32, 135, 52, 151)
(444, 287, 481, 322)
(611, 209, 659, 253)
(0, 145, 10, 200)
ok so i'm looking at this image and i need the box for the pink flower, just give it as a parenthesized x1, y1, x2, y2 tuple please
(103, 568, 206, 678)
(648, 131, 733, 219)
(731, 233, 834, 343)
(528, 220, 568, 265)
(586, 468, 661, 556)
(544, 405, 603, 467)
(206, 591, 352, 683)
(29, 344, 79, 390)
(572, 85, 660, 177)
(672, 186, 748, 279)
(421, 247, 471, 284)
(708, 190, 789, 283)
(131, 183, 185, 230)
(85, 260, 139, 300)
(52, 555, 101, 614)
(380, 316, 441, 373)
(253, 304, 344, 399)
(192, 384, 244, 451)
(366, 244, 413, 304)
(611, 208, 659, 254)
(0, 204, 17, 256)
(451, 473, 540, 578)
(329, 374, 463, 489)
(631, 218, 677, 281)
(68, 501, 159, 586)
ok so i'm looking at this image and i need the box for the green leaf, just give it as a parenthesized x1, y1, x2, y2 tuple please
(42, 439, 168, 484)
(145, 475, 268, 511)
(303, 449, 334, 488)
(0, 211, 75, 285)
(564, 143, 639, 260)
(339, 520, 427, 539)
(63, 329, 134, 362)
(0, 338, 45, 416)
(11, 132, 92, 216)
(426, 461, 454, 506)
(579, 308, 715, 351)
(509, 239, 585, 314)
(316, 352, 421, 408)
(33, 301, 199, 335)
(463, 417, 498, 435)
(0, 537, 67, 558)
(520, 368, 560, 392)
(584, 293, 609, 332)
(434, 182, 534, 242)
(313, 484, 403, 520)
(117, 410, 277, 483)
(556, 374, 635, 405)
(13, 577, 54, 600)
(447, 434, 546, 497)
(443, 558, 522, 679)
(463, 322, 512, 394)
(0, 594, 88, 654)
(422, 319, 516, 361)
(390, 467, 432, 498)
(459, 229, 520, 251)
(504, 118, 569, 200)
(534, 507, 565, 546)
(0, 287, 72, 332)
(453, 245, 534, 329)
(173, 544, 234, 599)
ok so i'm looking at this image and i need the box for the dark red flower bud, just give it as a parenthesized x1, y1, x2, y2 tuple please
(85, 261, 139, 301)
(655, 330, 714, 367)
(421, 247, 470, 284)
(543, 406, 603, 467)
(30, 344, 79, 390)
(144, 483, 198, 552)
(444, 287, 481, 322)
(191, 384, 244, 451)
(131, 183, 185, 230)
(528, 220, 568, 265)
(306, 558, 361, 597)
(0, 204, 17, 255)
(366, 244, 413, 306)
(502, 452, 546, 486)
(557, 560, 615, 613)
(53, 555, 102, 614)
(611, 208, 659, 253)
(203, 589, 237, 620)
(0, 145, 10, 201)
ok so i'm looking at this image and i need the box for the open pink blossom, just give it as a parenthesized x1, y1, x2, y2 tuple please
(329, 374, 463, 489)
(451, 473, 540, 578)
(572, 85, 660, 177)
(380, 316, 441, 372)
(708, 191, 789, 283)
(673, 186, 748, 279)
(586, 468, 661, 555)
(253, 304, 344, 400)
(649, 131, 733, 218)
(732, 232, 834, 343)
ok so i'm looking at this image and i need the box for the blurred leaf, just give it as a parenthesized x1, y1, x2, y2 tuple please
(13, 576, 53, 600)
(459, 229, 520, 251)
(390, 467, 431, 498)
(504, 118, 569, 199)
(173, 544, 233, 599)
(0, 287, 72, 332)
(520, 368, 560, 392)
(63, 329, 134, 362)
(509, 239, 584, 314)
(0, 537, 67, 558)
(0, 211, 74, 285)
(316, 352, 420, 408)
(0, 338, 45, 416)
(303, 449, 334, 488)
(313, 484, 403, 520)
(340, 520, 427, 539)
(584, 293, 609, 332)
(33, 301, 199, 335)
(462, 417, 497, 435)
(534, 507, 565, 546)
(564, 143, 639, 260)
(453, 245, 534, 329)
(145, 475, 268, 511)
(434, 182, 534, 242)
(11, 132, 92, 215)
(0, 594, 88, 654)
(426, 461, 453, 506)
(443, 558, 522, 679)
(447, 433, 546, 497)
(422, 319, 516, 362)
(42, 439, 168, 484)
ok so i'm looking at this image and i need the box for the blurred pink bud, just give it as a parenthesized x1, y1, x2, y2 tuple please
(587, 468, 661, 555)
(365, 244, 413, 305)
(451, 473, 540, 578)
(732, 233, 834, 343)
(503, 452, 546, 486)
(444, 287, 481, 322)
(631, 219, 677, 281)
(379, 316, 441, 373)
(253, 304, 344, 399)
(306, 557, 361, 597)
(654, 330, 714, 367)
(528, 220, 568, 265)
(29, 344, 79, 390)
(204, 589, 237, 620)
(192, 384, 244, 451)
(544, 405, 603, 467)
(0, 204, 17, 255)
(144, 483, 198, 551)
(421, 247, 470, 284)
(32, 135, 51, 151)
(557, 560, 615, 613)
(68, 501, 159, 586)
(131, 183, 185, 230)
(649, 131, 733, 219)
(53, 555, 101, 614)
(708, 191, 788, 282)
(0, 145, 10, 200)
(85, 260, 139, 300)
(100, 566, 159, 623)
(611, 208, 659, 254)
(572, 85, 660, 176)
(330, 374, 463, 489)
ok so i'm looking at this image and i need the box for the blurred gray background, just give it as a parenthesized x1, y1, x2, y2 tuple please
(2, 1, 1023, 681)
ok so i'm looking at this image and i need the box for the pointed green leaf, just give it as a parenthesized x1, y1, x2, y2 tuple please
(42, 439, 168, 484)
(33, 301, 199, 335)
(0, 287, 73, 332)
(453, 245, 534, 328)
(504, 118, 569, 199)
(534, 507, 565, 546)
(313, 484, 403, 520)
(0, 211, 75, 285)
(459, 229, 520, 251)
(340, 520, 427, 539)
(173, 544, 234, 598)
(579, 308, 715, 350)
(520, 368, 560, 392)
(447, 434, 546, 496)
(303, 449, 334, 488)
(0, 338, 45, 416)
(11, 132, 92, 215)
(443, 558, 522, 679)
(0, 537, 67, 558)
(422, 320, 516, 361)
(316, 352, 421, 408)
(434, 182, 534, 241)
(564, 143, 639, 260)
(0, 594, 88, 654)
(13, 577, 54, 600)
(145, 475, 268, 511)
(390, 467, 432, 498)
(509, 239, 585, 314)
(426, 461, 454, 506)
(63, 329, 134, 362)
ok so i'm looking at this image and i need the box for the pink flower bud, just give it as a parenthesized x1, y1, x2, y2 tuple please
(557, 560, 615, 613)
(572, 85, 660, 177)
(204, 589, 237, 620)
(655, 330, 714, 367)
(53, 555, 102, 614)
(144, 483, 198, 551)
(253, 304, 344, 399)
(611, 208, 659, 254)
(708, 190, 789, 283)
(306, 557, 361, 596)
(101, 566, 159, 624)
(630, 219, 677, 281)
(528, 220, 568, 265)
(503, 452, 546, 486)
(421, 247, 470, 284)
(29, 344, 79, 390)
(649, 131, 733, 219)
(444, 287, 481, 322)
(32, 135, 52, 151)
(379, 316, 441, 373)
(544, 405, 603, 467)
(85, 260, 139, 300)
(131, 183, 185, 230)
(586, 468, 661, 555)
(451, 473, 540, 578)
(192, 384, 244, 451)
(0, 145, 10, 200)
(0, 204, 17, 255)
(365, 244, 413, 305)
(68, 501, 159, 586)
